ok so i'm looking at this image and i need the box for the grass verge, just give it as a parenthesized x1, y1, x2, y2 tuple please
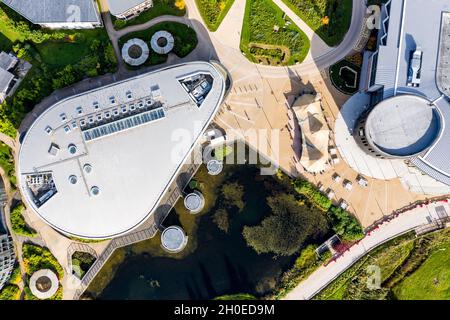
(195, 0, 235, 31)
(280, 0, 353, 46)
(240, 0, 310, 66)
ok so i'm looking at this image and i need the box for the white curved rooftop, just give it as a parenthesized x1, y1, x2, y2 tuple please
(121, 38, 149, 66)
(365, 95, 441, 157)
(150, 31, 175, 55)
(18, 62, 226, 239)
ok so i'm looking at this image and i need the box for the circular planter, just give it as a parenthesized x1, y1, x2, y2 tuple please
(161, 226, 188, 253)
(150, 31, 175, 54)
(184, 191, 205, 214)
(122, 38, 150, 66)
(29, 269, 59, 299)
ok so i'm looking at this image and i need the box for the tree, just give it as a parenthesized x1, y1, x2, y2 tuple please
(221, 182, 245, 212)
(328, 207, 364, 241)
(243, 194, 329, 256)
(52, 65, 77, 90)
(212, 208, 230, 233)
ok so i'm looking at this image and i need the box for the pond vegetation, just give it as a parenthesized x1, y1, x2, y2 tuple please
(87, 147, 337, 299)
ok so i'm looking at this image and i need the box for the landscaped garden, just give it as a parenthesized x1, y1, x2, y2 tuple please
(281, 0, 353, 46)
(0, 3, 117, 138)
(329, 57, 361, 94)
(315, 228, 450, 300)
(22, 244, 64, 300)
(111, 0, 186, 30)
(240, 0, 310, 66)
(0, 266, 21, 300)
(119, 21, 197, 68)
(86, 145, 363, 300)
(10, 203, 37, 237)
(195, 0, 235, 31)
(71, 251, 97, 279)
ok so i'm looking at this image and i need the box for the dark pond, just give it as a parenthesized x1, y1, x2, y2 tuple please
(98, 166, 295, 299)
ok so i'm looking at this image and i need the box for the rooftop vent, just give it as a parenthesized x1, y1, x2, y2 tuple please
(48, 143, 60, 156)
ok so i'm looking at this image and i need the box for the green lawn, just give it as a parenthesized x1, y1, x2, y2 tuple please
(315, 228, 450, 300)
(112, 0, 186, 30)
(393, 241, 450, 300)
(195, 0, 235, 31)
(119, 21, 197, 68)
(34, 29, 112, 70)
(240, 0, 310, 66)
(281, 0, 352, 47)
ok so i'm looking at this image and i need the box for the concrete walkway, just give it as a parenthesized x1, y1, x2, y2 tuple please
(284, 201, 448, 300)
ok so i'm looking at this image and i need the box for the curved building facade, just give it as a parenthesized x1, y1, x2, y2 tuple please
(18, 62, 226, 239)
(355, 95, 442, 159)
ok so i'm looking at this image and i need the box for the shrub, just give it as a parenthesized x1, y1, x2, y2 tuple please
(328, 207, 364, 241)
(0, 284, 20, 300)
(212, 208, 230, 233)
(221, 182, 245, 212)
(22, 244, 64, 278)
(293, 179, 332, 211)
(214, 293, 257, 300)
(269, 245, 323, 299)
(10, 203, 37, 237)
(113, 19, 127, 29)
(71, 251, 96, 279)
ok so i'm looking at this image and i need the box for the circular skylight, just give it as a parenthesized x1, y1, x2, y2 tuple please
(68, 144, 77, 155)
(69, 175, 78, 184)
(83, 164, 92, 174)
(90, 186, 100, 196)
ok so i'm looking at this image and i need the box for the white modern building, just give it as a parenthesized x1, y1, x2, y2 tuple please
(1, 0, 102, 29)
(0, 178, 14, 290)
(108, 0, 153, 20)
(18, 62, 226, 239)
(357, 0, 450, 185)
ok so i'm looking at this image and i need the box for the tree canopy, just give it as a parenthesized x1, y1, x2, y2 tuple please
(243, 194, 329, 256)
